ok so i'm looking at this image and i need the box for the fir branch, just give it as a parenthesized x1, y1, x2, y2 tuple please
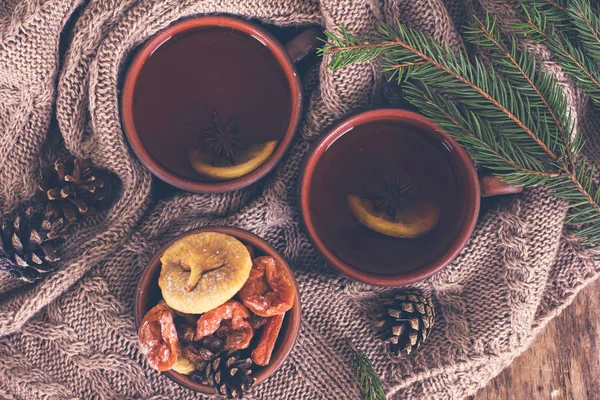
(523, 0, 569, 23)
(377, 22, 561, 161)
(346, 341, 386, 400)
(547, 160, 600, 243)
(568, 0, 600, 63)
(319, 27, 395, 70)
(320, 17, 600, 250)
(524, 0, 600, 25)
(465, 15, 578, 167)
(515, 2, 600, 105)
(545, 0, 568, 13)
(408, 84, 563, 186)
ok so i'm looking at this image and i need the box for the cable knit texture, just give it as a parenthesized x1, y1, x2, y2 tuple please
(0, 0, 599, 399)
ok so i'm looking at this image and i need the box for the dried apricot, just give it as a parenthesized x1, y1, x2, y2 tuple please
(239, 256, 295, 317)
(194, 301, 254, 351)
(139, 303, 179, 372)
(251, 313, 284, 366)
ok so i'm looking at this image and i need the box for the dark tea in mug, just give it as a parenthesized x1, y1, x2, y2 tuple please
(308, 119, 469, 276)
(132, 26, 292, 181)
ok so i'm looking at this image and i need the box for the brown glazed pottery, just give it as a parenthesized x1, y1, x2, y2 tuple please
(134, 226, 301, 394)
(121, 17, 320, 193)
(299, 109, 522, 287)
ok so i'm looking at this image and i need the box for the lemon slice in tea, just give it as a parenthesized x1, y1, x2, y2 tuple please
(189, 141, 278, 181)
(347, 195, 440, 239)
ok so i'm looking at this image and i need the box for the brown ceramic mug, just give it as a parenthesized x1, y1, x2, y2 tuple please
(122, 17, 321, 193)
(299, 109, 522, 287)
(134, 226, 301, 394)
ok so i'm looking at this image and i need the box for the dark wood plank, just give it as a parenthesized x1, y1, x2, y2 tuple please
(474, 278, 600, 400)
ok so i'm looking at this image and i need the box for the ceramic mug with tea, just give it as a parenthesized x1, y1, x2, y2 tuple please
(121, 17, 320, 193)
(299, 109, 522, 286)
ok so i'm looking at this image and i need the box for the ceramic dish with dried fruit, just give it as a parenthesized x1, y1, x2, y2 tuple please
(134, 227, 301, 398)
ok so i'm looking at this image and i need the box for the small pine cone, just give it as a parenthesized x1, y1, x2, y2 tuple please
(0, 206, 64, 283)
(375, 289, 435, 356)
(38, 158, 109, 223)
(204, 351, 255, 399)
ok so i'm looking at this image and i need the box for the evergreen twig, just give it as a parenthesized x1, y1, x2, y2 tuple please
(514, 1, 600, 104)
(346, 340, 386, 400)
(320, 10, 600, 250)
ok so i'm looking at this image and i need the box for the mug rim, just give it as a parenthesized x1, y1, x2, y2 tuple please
(134, 226, 302, 393)
(121, 16, 303, 193)
(299, 109, 480, 286)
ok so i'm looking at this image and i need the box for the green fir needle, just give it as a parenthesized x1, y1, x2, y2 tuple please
(347, 340, 386, 400)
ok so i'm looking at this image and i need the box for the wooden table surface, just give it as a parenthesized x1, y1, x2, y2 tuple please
(471, 278, 600, 400)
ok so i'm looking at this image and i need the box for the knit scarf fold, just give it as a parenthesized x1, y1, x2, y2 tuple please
(0, 0, 598, 398)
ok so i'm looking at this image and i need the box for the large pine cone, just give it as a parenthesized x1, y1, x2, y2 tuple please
(0, 206, 64, 283)
(375, 289, 435, 356)
(38, 158, 109, 223)
(203, 351, 255, 399)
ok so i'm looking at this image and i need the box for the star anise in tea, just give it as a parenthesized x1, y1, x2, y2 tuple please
(369, 174, 415, 219)
(201, 109, 246, 165)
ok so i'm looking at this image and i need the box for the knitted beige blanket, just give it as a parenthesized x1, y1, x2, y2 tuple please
(1, 0, 599, 399)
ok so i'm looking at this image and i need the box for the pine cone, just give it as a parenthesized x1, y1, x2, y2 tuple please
(0, 206, 64, 283)
(38, 158, 109, 223)
(204, 351, 255, 399)
(375, 290, 435, 356)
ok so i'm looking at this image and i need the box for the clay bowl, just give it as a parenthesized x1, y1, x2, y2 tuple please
(134, 226, 301, 394)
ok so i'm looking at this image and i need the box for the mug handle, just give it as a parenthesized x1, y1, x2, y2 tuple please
(479, 171, 523, 197)
(285, 27, 323, 64)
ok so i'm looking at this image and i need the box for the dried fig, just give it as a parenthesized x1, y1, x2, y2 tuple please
(158, 232, 252, 314)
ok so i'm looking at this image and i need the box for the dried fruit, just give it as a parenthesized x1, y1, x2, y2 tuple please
(170, 326, 224, 375)
(249, 314, 268, 330)
(172, 357, 196, 375)
(139, 304, 179, 371)
(251, 313, 284, 366)
(158, 232, 252, 314)
(182, 345, 216, 364)
(201, 335, 226, 353)
(239, 256, 295, 317)
(176, 323, 196, 343)
(194, 301, 254, 351)
(174, 310, 199, 327)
